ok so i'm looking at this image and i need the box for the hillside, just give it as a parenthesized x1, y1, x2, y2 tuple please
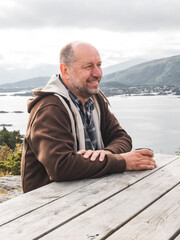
(0, 64, 59, 85)
(101, 55, 180, 86)
(102, 58, 146, 75)
(0, 61, 144, 91)
(0, 55, 180, 92)
(0, 76, 49, 90)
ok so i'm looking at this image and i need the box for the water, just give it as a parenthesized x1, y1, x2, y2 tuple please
(108, 95, 180, 154)
(0, 92, 29, 135)
(0, 93, 180, 154)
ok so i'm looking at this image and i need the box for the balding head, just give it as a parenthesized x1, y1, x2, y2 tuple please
(59, 42, 76, 67)
(60, 41, 99, 67)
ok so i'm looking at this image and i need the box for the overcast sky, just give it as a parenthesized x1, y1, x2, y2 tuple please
(1, 0, 180, 83)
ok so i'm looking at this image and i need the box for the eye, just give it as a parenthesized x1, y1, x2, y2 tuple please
(85, 65, 92, 69)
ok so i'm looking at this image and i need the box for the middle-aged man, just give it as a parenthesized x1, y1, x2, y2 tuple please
(21, 41, 156, 193)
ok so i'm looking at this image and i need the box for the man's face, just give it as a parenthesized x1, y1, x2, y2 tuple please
(66, 44, 102, 103)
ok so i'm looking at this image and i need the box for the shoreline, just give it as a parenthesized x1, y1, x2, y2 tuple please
(0, 175, 22, 203)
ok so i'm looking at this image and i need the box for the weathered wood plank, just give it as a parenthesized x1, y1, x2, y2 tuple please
(174, 234, 180, 240)
(0, 154, 176, 226)
(107, 184, 180, 240)
(38, 157, 180, 240)
(0, 179, 98, 225)
(0, 155, 177, 240)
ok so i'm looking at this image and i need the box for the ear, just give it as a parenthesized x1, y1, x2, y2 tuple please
(60, 63, 70, 80)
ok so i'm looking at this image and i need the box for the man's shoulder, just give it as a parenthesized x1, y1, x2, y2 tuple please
(38, 94, 61, 105)
(95, 91, 110, 108)
(28, 93, 67, 113)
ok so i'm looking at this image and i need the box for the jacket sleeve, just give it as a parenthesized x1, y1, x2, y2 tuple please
(96, 95, 132, 154)
(28, 102, 126, 182)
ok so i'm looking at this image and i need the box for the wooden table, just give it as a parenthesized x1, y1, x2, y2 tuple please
(0, 154, 180, 240)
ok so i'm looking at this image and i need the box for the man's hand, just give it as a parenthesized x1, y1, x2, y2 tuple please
(120, 149, 157, 170)
(77, 149, 112, 162)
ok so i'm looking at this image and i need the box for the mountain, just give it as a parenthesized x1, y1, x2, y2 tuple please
(101, 55, 180, 86)
(102, 58, 147, 75)
(0, 58, 146, 90)
(0, 59, 145, 85)
(0, 55, 180, 91)
(0, 64, 59, 85)
(0, 76, 49, 90)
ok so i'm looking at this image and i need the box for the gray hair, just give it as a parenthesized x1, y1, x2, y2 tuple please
(59, 42, 77, 67)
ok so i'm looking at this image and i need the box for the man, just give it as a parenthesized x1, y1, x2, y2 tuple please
(21, 41, 156, 193)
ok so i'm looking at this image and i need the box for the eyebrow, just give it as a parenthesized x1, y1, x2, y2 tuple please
(83, 61, 102, 66)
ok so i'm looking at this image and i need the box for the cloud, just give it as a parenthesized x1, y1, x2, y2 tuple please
(0, 63, 59, 84)
(0, 54, 4, 61)
(1, 0, 180, 31)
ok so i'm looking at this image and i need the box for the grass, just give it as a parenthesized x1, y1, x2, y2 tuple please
(0, 170, 11, 177)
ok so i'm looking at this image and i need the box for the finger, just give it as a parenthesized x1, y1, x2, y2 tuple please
(99, 152, 106, 162)
(77, 149, 86, 154)
(137, 149, 154, 157)
(145, 158, 156, 167)
(83, 150, 94, 159)
(139, 159, 157, 168)
(139, 164, 156, 170)
(90, 151, 100, 161)
(140, 156, 156, 163)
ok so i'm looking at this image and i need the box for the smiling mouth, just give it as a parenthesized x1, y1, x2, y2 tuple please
(87, 78, 100, 87)
(87, 81, 99, 86)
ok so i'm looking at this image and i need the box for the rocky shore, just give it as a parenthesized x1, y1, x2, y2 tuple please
(0, 175, 22, 203)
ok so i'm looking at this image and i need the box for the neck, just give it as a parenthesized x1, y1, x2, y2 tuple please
(60, 75, 89, 105)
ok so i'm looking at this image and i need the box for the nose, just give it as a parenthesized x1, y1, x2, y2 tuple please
(92, 66, 102, 78)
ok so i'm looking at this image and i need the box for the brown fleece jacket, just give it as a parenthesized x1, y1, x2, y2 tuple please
(21, 87, 132, 193)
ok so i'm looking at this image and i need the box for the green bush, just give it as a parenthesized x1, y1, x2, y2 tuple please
(0, 127, 24, 176)
(0, 145, 12, 162)
(0, 144, 23, 175)
(0, 127, 23, 150)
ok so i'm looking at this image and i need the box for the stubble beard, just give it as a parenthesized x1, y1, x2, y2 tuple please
(70, 77, 100, 100)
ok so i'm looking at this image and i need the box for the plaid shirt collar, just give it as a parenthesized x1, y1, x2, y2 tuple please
(68, 90, 94, 114)
(59, 75, 94, 113)
(59, 75, 97, 150)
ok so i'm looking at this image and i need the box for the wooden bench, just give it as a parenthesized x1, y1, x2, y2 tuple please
(0, 154, 180, 239)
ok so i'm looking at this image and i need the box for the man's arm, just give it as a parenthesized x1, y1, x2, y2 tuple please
(77, 94, 132, 160)
(99, 98, 156, 170)
(29, 103, 127, 182)
(77, 149, 156, 170)
(77, 95, 156, 170)
(77, 149, 112, 161)
(121, 149, 157, 170)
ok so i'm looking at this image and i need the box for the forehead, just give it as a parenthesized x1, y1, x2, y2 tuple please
(73, 44, 101, 64)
